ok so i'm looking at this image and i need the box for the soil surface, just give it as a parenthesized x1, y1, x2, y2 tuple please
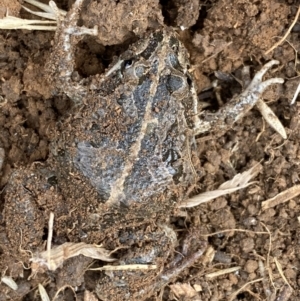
(0, 0, 300, 300)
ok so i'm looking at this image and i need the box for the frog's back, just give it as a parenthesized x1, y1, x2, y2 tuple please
(54, 30, 196, 207)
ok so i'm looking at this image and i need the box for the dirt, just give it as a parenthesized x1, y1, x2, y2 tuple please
(0, 0, 300, 300)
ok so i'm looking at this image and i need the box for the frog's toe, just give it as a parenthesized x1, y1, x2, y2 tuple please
(250, 60, 281, 84)
(245, 60, 284, 93)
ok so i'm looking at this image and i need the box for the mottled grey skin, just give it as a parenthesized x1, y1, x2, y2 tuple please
(70, 31, 197, 207)
(3, 0, 284, 300)
(46, 0, 284, 210)
(45, 29, 199, 224)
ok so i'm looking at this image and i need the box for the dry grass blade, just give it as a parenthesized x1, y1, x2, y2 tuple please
(205, 267, 241, 279)
(290, 82, 300, 105)
(256, 99, 287, 139)
(1, 276, 18, 290)
(274, 258, 292, 289)
(22, 5, 58, 21)
(201, 228, 268, 237)
(0, 16, 56, 30)
(89, 264, 157, 271)
(30, 242, 115, 273)
(261, 185, 300, 211)
(24, 0, 66, 16)
(38, 283, 50, 301)
(0, 0, 67, 30)
(47, 212, 54, 268)
(259, 222, 274, 294)
(264, 6, 300, 55)
(22, 0, 66, 20)
(178, 164, 262, 208)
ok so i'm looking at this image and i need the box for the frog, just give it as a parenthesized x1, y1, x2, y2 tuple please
(3, 0, 284, 300)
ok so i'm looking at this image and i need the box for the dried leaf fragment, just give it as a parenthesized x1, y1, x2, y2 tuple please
(170, 282, 199, 299)
(0, 15, 56, 30)
(84, 290, 98, 301)
(178, 164, 262, 208)
(30, 242, 115, 273)
(256, 99, 287, 139)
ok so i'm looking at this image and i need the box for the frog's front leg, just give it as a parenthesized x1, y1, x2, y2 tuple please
(46, 0, 97, 102)
(194, 60, 284, 135)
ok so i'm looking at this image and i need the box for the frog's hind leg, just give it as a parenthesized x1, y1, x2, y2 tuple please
(193, 60, 284, 135)
(46, 0, 98, 102)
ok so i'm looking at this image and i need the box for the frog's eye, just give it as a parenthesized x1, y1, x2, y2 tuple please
(120, 59, 135, 77)
(124, 59, 133, 68)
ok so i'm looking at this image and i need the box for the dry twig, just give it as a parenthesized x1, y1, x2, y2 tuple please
(261, 185, 300, 210)
(205, 266, 241, 279)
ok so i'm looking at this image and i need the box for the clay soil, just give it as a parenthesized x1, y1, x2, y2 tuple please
(1, 0, 300, 300)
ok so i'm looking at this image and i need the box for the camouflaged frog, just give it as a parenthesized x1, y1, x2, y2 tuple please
(3, 0, 284, 300)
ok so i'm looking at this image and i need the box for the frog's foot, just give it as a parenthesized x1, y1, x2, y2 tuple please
(50, 0, 98, 39)
(141, 232, 207, 299)
(46, 0, 98, 102)
(159, 238, 207, 284)
(194, 60, 284, 135)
